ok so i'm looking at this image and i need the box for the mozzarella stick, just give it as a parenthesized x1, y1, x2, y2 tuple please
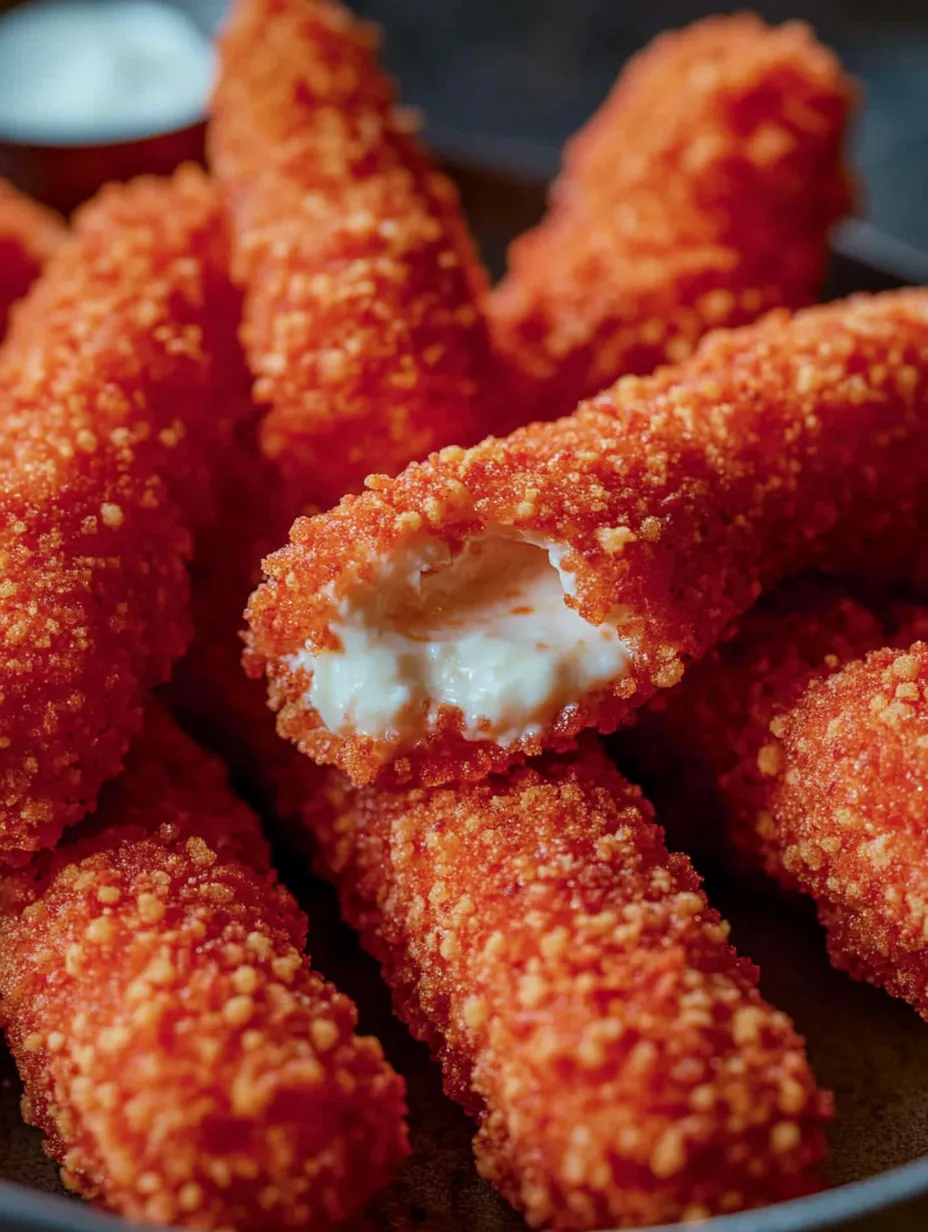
(0, 179, 65, 337)
(305, 741, 830, 1229)
(625, 578, 887, 880)
(0, 166, 253, 861)
(761, 639, 928, 1019)
(488, 15, 853, 417)
(246, 290, 928, 787)
(646, 584, 928, 1020)
(209, 0, 498, 509)
(168, 439, 322, 820)
(0, 706, 407, 1230)
(190, 0, 506, 797)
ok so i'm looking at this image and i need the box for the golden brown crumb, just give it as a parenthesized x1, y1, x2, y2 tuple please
(488, 14, 854, 417)
(305, 740, 830, 1229)
(0, 705, 408, 1229)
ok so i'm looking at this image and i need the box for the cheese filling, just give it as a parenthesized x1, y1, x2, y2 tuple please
(288, 536, 632, 746)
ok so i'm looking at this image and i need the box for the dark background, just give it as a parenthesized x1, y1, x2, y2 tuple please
(352, 0, 928, 252)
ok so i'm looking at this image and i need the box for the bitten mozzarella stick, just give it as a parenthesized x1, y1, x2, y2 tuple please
(306, 741, 830, 1230)
(0, 706, 408, 1230)
(246, 290, 928, 787)
(210, 0, 497, 509)
(488, 15, 853, 418)
(647, 587, 928, 1020)
(0, 166, 253, 861)
(0, 179, 65, 337)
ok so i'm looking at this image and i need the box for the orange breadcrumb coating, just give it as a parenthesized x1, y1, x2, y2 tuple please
(631, 578, 886, 880)
(648, 589, 928, 1020)
(168, 438, 322, 820)
(488, 14, 854, 417)
(0, 705, 408, 1229)
(305, 740, 830, 1230)
(209, 0, 498, 509)
(246, 290, 928, 787)
(0, 179, 65, 338)
(766, 639, 928, 1020)
(0, 166, 254, 862)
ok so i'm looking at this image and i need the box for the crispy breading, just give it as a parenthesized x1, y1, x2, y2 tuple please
(246, 290, 928, 787)
(306, 740, 830, 1229)
(0, 706, 408, 1229)
(0, 166, 254, 861)
(209, 0, 499, 509)
(488, 14, 854, 417)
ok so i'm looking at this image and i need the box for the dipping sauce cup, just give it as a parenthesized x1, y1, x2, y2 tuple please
(0, 0, 223, 213)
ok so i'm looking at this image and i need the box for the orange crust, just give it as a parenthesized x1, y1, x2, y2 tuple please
(306, 741, 830, 1229)
(168, 437, 322, 820)
(209, 0, 499, 509)
(488, 14, 854, 417)
(0, 166, 255, 862)
(654, 590, 928, 1021)
(637, 578, 886, 881)
(766, 640, 928, 1019)
(246, 290, 928, 787)
(0, 706, 408, 1229)
(0, 179, 65, 338)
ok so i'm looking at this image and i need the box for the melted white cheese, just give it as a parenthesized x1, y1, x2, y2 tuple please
(0, 0, 214, 144)
(289, 536, 632, 746)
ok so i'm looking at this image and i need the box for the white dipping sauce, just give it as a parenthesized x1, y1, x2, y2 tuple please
(0, 0, 215, 143)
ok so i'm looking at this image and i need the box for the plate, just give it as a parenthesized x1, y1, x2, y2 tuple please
(2, 168, 928, 1232)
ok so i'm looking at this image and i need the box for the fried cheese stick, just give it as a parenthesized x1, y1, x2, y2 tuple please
(488, 14, 853, 417)
(305, 741, 830, 1229)
(645, 584, 928, 1021)
(0, 166, 253, 861)
(0, 706, 407, 1229)
(246, 290, 928, 787)
(209, 0, 498, 509)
